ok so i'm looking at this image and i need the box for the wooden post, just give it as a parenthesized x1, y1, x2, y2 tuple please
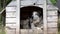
(16, 0, 20, 34)
(43, 0, 47, 34)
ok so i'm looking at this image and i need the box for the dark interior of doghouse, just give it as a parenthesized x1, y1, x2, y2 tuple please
(20, 6, 43, 29)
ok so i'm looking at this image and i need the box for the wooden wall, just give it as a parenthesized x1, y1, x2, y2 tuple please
(6, 7, 16, 34)
(6, 0, 58, 34)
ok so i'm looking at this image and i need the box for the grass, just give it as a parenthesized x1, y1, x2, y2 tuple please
(0, 26, 6, 34)
(58, 31, 60, 34)
(58, 16, 60, 34)
(0, 15, 6, 34)
(0, 21, 6, 34)
(0, 29, 6, 34)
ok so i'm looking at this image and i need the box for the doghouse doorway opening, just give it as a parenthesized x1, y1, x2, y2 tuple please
(20, 6, 43, 29)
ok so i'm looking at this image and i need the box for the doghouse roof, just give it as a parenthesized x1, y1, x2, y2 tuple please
(7, 0, 44, 7)
(7, 0, 58, 10)
(47, 5, 58, 10)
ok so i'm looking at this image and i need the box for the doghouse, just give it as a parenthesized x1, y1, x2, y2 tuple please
(6, 0, 58, 34)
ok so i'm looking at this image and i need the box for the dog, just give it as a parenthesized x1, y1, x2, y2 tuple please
(20, 11, 43, 29)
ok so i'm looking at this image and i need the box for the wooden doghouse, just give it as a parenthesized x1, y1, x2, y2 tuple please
(6, 0, 58, 34)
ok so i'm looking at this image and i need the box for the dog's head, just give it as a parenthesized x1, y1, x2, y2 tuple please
(32, 11, 40, 20)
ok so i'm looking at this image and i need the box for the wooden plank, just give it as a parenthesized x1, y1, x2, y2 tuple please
(0, 8, 5, 14)
(16, 0, 20, 34)
(43, 0, 47, 34)
(36, 0, 44, 4)
(47, 27, 57, 34)
(47, 16, 58, 21)
(20, 29, 43, 34)
(6, 7, 16, 11)
(6, 18, 16, 23)
(6, 12, 16, 17)
(6, 24, 16, 28)
(47, 5, 58, 10)
(6, 28, 16, 34)
(47, 11, 57, 16)
(47, 15, 58, 22)
(48, 17, 58, 19)
(35, 5, 43, 8)
(48, 23, 57, 27)
(47, 21, 57, 23)
(21, 29, 28, 34)
(6, 22, 16, 24)
(47, 33, 57, 34)
(48, 19, 57, 21)
(21, 1, 34, 6)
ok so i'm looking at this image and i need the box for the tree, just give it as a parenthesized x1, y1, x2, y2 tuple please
(50, 0, 57, 5)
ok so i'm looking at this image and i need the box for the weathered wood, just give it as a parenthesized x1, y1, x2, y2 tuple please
(6, 18, 16, 23)
(47, 27, 57, 34)
(20, 29, 43, 34)
(6, 28, 16, 34)
(6, 0, 58, 34)
(47, 11, 57, 15)
(6, 24, 16, 28)
(48, 23, 57, 27)
(16, 0, 20, 34)
(0, 8, 5, 14)
(6, 1, 17, 34)
(6, 7, 16, 11)
(47, 5, 58, 34)
(43, 0, 47, 34)
(6, 12, 16, 17)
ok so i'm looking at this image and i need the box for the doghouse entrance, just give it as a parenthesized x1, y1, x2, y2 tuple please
(20, 6, 43, 34)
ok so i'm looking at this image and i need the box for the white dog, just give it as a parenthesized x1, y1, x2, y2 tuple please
(31, 11, 43, 30)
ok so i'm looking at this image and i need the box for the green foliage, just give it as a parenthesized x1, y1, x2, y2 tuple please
(0, 0, 12, 11)
(58, 16, 60, 34)
(0, 15, 2, 23)
(6, 0, 12, 5)
(50, 0, 57, 5)
(58, 31, 60, 34)
(0, 15, 5, 34)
